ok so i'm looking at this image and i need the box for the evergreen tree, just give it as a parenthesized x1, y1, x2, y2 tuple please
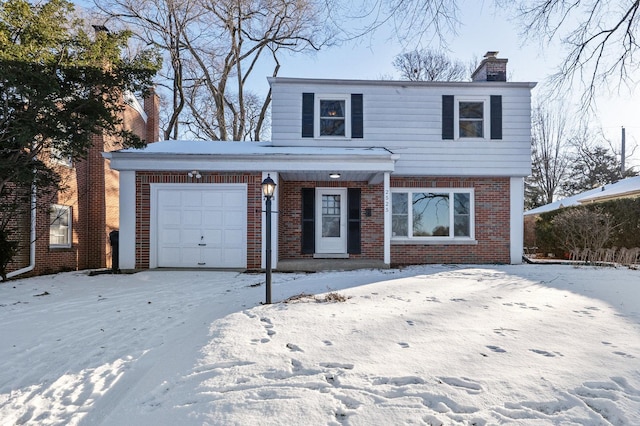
(561, 145, 637, 196)
(0, 0, 160, 279)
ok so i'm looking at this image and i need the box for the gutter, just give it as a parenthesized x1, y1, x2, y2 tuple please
(7, 184, 37, 278)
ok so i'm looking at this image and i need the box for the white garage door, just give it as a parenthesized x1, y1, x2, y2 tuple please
(154, 184, 247, 268)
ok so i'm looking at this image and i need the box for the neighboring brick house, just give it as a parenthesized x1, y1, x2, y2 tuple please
(106, 52, 536, 271)
(6, 92, 159, 279)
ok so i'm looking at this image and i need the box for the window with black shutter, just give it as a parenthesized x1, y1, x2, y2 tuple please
(301, 188, 315, 253)
(347, 188, 361, 254)
(442, 95, 502, 140)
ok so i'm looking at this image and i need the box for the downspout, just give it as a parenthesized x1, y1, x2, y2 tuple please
(7, 184, 37, 278)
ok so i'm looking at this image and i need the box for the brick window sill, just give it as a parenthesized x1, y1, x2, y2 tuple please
(392, 239, 478, 246)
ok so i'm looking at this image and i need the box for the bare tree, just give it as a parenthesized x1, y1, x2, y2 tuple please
(503, 0, 640, 109)
(561, 133, 638, 196)
(97, 0, 199, 140)
(393, 49, 468, 81)
(552, 208, 614, 256)
(98, 0, 329, 141)
(528, 105, 573, 205)
(327, 0, 460, 46)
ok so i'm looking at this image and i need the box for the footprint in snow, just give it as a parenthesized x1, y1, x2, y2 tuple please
(406, 320, 415, 326)
(286, 343, 303, 352)
(486, 345, 506, 353)
(320, 362, 354, 370)
(530, 349, 556, 357)
(613, 351, 635, 359)
(398, 342, 410, 348)
(438, 376, 483, 393)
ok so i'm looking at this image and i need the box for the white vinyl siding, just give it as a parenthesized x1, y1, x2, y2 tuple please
(269, 78, 533, 177)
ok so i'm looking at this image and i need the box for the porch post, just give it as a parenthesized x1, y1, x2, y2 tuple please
(510, 176, 524, 264)
(383, 172, 391, 265)
(118, 170, 136, 271)
(261, 172, 279, 270)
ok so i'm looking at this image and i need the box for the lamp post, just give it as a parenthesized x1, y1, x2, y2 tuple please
(261, 174, 276, 304)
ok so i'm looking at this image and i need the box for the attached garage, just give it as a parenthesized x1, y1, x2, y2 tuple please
(150, 184, 247, 268)
(104, 140, 395, 271)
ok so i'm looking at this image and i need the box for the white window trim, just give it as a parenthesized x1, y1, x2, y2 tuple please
(454, 96, 490, 140)
(314, 94, 351, 139)
(391, 188, 475, 242)
(50, 204, 72, 248)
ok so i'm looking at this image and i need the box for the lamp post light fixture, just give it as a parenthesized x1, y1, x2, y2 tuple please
(261, 174, 276, 304)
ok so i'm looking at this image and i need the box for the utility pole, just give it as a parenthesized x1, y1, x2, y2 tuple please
(621, 126, 626, 175)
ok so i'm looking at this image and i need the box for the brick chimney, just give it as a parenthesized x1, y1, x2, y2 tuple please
(472, 51, 507, 82)
(144, 87, 160, 143)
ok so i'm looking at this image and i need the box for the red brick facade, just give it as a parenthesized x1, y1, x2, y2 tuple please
(278, 180, 384, 260)
(390, 176, 511, 265)
(278, 176, 510, 266)
(6, 93, 159, 278)
(133, 172, 263, 270)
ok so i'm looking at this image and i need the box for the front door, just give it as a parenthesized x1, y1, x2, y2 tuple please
(315, 188, 347, 254)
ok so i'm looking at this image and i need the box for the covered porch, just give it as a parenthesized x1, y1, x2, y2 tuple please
(275, 258, 389, 272)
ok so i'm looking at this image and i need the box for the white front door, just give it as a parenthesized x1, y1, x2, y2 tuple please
(315, 188, 347, 254)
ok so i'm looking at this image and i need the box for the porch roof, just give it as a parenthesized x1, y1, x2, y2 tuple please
(104, 140, 397, 182)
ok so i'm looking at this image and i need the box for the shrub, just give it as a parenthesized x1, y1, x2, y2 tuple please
(552, 208, 613, 254)
(533, 197, 640, 258)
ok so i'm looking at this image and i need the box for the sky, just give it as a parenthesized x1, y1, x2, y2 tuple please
(1, 264, 639, 424)
(77, 0, 639, 167)
(257, 1, 640, 168)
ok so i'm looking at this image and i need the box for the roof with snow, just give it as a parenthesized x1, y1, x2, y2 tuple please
(578, 175, 640, 203)
(524, 176, 640, 216)
(117, 140, 394, 158)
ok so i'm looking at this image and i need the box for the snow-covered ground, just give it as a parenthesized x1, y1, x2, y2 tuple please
(1, 264, 639, 425)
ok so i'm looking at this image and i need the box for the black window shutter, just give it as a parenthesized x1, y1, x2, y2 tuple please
(490, 95, 502, 140)
(351, 94, 363, 138)
(442, 95, 454, 140)
(347, 188, 361, 254)
(302, 93, 314, 138)
(301, 188, 315, 253)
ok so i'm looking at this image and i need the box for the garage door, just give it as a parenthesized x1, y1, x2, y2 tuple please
(155, 184, 247, 268)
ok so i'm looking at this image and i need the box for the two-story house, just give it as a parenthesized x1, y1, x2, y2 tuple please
(6, 92, 159, 279)
(105, 52, 536, 271)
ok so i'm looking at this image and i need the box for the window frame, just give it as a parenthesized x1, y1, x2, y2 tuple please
(315, 94, 351, 139)
(454, 96, 490, 140)
(49, 204, 72, 248)
(390, 188, 475, 241)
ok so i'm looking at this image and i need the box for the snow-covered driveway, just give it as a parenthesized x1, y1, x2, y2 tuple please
(1, 265, 639, 425)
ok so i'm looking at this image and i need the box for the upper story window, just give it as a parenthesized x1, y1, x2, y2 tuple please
(442, 95, 502, 140)
(391, 189, 474, 240)
(50, 204, 72, 248)
(319, 99, 346, 136)
(458, 100, 485, 138)
(302, 93, 363, 139)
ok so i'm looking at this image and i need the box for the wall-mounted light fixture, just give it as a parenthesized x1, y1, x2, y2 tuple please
(188, 170, 202, 179)
(329, 173, 341, 179)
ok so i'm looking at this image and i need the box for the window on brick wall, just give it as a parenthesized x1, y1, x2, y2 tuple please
(50, 204, 72, 248)
(391, 189, 474, 240)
